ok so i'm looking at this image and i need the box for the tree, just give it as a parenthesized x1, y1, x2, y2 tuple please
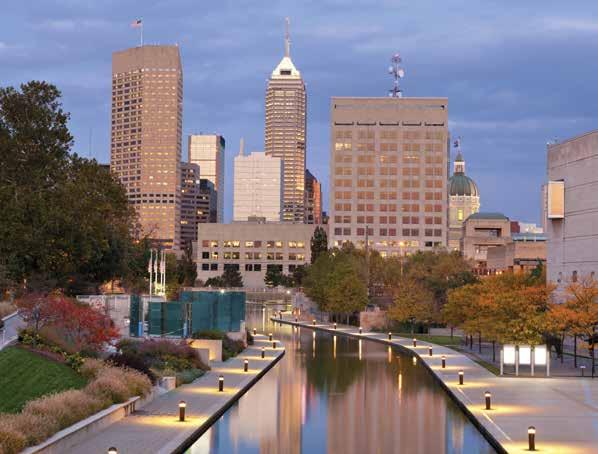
(292, 265, 307, 287)
(205, 276, 225, 287)
(15, 292, 63, 334)
(264, 266, 283, 288)
(388, 278, 434, 333)
(325, 260, 368, 321)
(222, 266, 243, 287)
(176, 243, 198, 287)
(310, 226, 328, 264)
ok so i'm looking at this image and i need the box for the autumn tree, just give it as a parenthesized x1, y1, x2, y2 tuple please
(388, 278, 434, 333)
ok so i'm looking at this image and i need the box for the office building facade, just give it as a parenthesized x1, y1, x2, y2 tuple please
(111, 45, 183, 249)
(233, 152, 283, 222)
(180, 162, 201, 248)
(329, 97, 449, 257)
(305, 169, 322, 224)
(188, 134, 225, 222)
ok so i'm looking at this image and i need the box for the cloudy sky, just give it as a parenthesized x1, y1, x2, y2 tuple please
(2, 1, 598, 223)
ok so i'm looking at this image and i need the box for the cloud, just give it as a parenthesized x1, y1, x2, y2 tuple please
(542, 18, 598, 33)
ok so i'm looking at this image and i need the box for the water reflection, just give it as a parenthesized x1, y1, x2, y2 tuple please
(187, 307, 495, 454)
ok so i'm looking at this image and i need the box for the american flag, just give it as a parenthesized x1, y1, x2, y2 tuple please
(131, 19, 142, 28)
(453, 138, 461, 148)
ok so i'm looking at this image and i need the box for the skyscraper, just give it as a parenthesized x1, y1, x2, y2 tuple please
(329, 97, 449, 257)
(110, 45, 183, 249)
(180, 162, 201, 248)
(304, 169, 322, 224)
(265, 19, 307, 223)
(188, 134, 225, 222)
(233, 150, 283, 222)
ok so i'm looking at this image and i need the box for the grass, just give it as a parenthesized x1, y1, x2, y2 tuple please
(0, 347, 87, 413)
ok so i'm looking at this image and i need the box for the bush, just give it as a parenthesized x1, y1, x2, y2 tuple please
(23, 390, 104, 430)
(0, 417, 26, 454)
(85, 373, 131, 404)
(246, 329, 254, 345)
(6, 412, 59, 446)
(192, 329, 225, 340)
(176, 368, 205, 386)
(222, 336, 244, 361)
(116, 338, 208, 372)
(107, 352, 157, 384)
(80, 358, 106, 380)
(0, 302, 16, 319)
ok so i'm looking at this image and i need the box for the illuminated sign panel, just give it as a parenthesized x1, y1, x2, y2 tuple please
(547, 180, 564, 219)
(519, 346, 531, 365)
(503, 345, 516, 365)
(534, 345, 547, 366)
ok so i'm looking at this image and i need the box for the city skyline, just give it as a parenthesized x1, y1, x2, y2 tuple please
(3, 2, 598, 224)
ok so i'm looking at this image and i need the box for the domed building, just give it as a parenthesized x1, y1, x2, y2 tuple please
(448, 148, 480, 251)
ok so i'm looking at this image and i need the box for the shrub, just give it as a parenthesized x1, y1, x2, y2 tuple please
(222, 337, 245, 361)
(0, 417, 26, 454)
(0, 302, 16, 319)
(80, 358, 107, 380)
(107, 352, 157, 384)
(22, 390, 104, 430)
(246, 329, 254, 345)
(85, 373, 131, 403)
(6, 412, 59, 446)
(192, 329, 225, 340)
(176, 368, 204, 386)
(116, 338, 208, 372)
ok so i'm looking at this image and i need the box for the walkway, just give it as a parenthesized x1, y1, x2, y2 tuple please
(68, 334, 284, 454)
(1, 311, 23, 350)
(279, 316, 598, 454)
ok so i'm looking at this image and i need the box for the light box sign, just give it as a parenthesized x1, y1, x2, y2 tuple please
(503, 345, 516, 365)
(534, 345, 547, 366)
(547, 180, 564, 219)
(519, 346, 532, 365)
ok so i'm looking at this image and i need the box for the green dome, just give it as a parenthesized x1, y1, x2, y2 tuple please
(448, 173, 479, 197)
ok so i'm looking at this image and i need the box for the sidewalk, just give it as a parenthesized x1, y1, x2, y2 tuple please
(281, 316, 598, 454)
(67, 334, 284, 454)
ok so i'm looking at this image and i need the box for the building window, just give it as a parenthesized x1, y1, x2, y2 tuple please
(201, 263, 210, 271)
(254, 264, 262, 272)
(572, 270, 578, 283)
(457, 209, 464, 221)
(202, 252, 209, 259)
(224, 264, 239, 271)
(267, 264, 282, 273)
(210, 263, 218, 271)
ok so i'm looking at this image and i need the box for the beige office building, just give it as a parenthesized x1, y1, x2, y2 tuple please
(196, 223, 315, 288)
(546, 131, 598, 299)
(329, 97, 449, 256)
(110, 45, 183, 249)
(233, 151, 283, 222)
(265, 25, 307, 223)
(461, 212, 511, 272)
(188, 134, 225, 222)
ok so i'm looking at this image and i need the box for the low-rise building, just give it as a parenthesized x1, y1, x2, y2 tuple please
(461, 212, 511, 273)
(546, 130, 598, 300)
(486, 233, 546, 274)
(196, 223, 316, 288)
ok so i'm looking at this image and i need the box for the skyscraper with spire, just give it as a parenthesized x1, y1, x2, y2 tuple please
(265, 18, 307, 223)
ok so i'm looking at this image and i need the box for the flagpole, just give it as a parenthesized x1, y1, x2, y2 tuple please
(149, 249, 153, 301)
(163, 249, 166, 296)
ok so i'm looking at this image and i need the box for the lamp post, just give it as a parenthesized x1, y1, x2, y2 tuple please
(261, 347, 265, 358)
(428, 346, 433, 356)
(218, 375, 224, 392)
(441, 355, 446, 368)
(412, 356, 417, 365)
(179, 401, 186, 422)
(269, 333, 273, 341)
(334, 322, 337, 330)
(272, 341, 277, 349)
(528, 426, 536, 451)
(313, 319, 316, 326)
(458, 370, 464, 385)
(359, 327, 363, 335)
(244, 359, 249, 372)
(485, 391, 491, 410)
(388, 332, 392, 340)
(413, 338, 417, 347)
(581, 365, 586, 377)
(253, 328, 257, 336)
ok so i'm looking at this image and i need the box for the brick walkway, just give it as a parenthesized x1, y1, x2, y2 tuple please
(281, 317, 598, 454)
(67, 334, 284, 454)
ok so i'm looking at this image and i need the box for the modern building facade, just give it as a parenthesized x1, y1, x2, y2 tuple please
(195, 223, 316, 288)
(180, 162, 201, 248)
(198, 179, 217, 224)
(486, 232, 546, 274)
(233, 151, 283, 222)
(448, 148, 480, 251)
(304, 169, 322, 224)
(461, 212, 511, 273)
(546, 130, 598, 299)
(188, 134, 225, 222)
(265, 22, 307, 223)
(111, 45, 183, 249)
(329, 97, 449, 257)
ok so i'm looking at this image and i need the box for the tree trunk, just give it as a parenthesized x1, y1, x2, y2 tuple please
(592, 342, 596, 379)
(478, 332, 482, 354)
(574, 335, 577, 368)
(469, 335, 473, 350)
(450, 327, 454, 339)
(492, 341, 496, 362)
(561, 336, 565, 364)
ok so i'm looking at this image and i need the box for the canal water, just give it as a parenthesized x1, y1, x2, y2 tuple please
(187, 306, 495, 454)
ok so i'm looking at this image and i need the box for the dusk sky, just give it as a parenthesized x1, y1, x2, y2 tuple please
(2, 1, 598, 223)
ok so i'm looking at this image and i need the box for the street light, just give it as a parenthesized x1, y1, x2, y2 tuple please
(528, 426, 536, 451)
(458, 370, 464, 385)
(179, 401, 186, 422)
(485, 391, 492, 410)
(244, 359, 249, 372)
(218, 375, 224, 392)
(272, 341, 277, 349)
(312, 319, 316, 326)
(441, 355, 446, 368)
(412, 356, 417, 365)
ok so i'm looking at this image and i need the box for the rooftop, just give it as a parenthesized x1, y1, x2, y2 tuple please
(466, 212, 509, 221)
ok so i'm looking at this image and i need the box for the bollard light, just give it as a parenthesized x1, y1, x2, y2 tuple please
(441, 355, 446, 368)
(458, 370, 464, 385)
(412, 338, 417, 347)
(428, 346, 433, 356)
(485, 391, 492, 410)
(295, 317, 298, 323)
(269, 333, 273, 341)
(388, 332, 392, 340)
(359, 327, 363, 335)
(261, 347, 265, 358)
(412, 356, 417, 365)
(581, 365, 586, 377)
(108, 448, 118, 454)
(272, 341, 277, 349)
(179, 400, 186, 422)
(253, 328, 257, 336)
(313, 319, 316, 326)
(244, 359, 249, 372)
(218, 375, 224, 392)
(334, 322, 337, 330)
(528, 426, 536, 451)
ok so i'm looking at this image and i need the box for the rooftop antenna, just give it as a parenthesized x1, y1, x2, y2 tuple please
(239, 137, 245, 156)
(284, 17, 291, 57)
(388, 53, 405, 98)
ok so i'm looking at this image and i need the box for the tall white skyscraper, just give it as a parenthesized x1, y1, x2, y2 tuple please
(188, 134, 225, 222)
(233, 147, 283, 222)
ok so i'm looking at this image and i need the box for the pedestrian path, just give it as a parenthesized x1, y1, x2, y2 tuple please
(278, 316, 598, 454)
(67, 334, 284, 454)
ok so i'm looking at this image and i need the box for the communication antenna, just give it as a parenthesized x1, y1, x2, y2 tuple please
(388, 53, 405, 98)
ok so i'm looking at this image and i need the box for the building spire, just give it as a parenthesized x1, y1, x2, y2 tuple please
(239, 137, 245, 156)
(284, 17, 291, 57)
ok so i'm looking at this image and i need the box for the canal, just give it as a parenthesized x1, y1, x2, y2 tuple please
(186, 306, 495, 454)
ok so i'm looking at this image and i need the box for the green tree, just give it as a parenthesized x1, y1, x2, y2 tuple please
(176, 243, 197, 287)
(222, 266, 243, 287)
(310, 226, 328, 263)
(264, 266, 283, 288)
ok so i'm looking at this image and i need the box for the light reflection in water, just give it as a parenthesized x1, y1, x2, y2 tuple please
(187, 306, 496, 454)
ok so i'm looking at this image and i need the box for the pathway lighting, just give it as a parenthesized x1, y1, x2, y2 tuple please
(179, 401, 186, 422)
(581, 365, 586, 377)
(412, 356, 417, 366)
(528, 426, 536, 451)
(458, 370, 464, 385)
(359, 327, 363, 335)
(313, 319, 316, 325)
(220, 289, 225, 294)
(253, 328, 257, 336)
(269, 333, 273, 341)
(218, 375, 224, 392)
(295, 317, 298, 322)
(272, 341, 277, 349)
(441, 355, 446, 368)
(334, 323, 337, 330)
(261, 347, 265, 358)
(388, 332, 392, 340)
(413, 338, 417, 347)
(108, 448, 118, 454)
(485, 391, 491, 410)
(428, 346, 433, 356)
(244, 359, 249, 372)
